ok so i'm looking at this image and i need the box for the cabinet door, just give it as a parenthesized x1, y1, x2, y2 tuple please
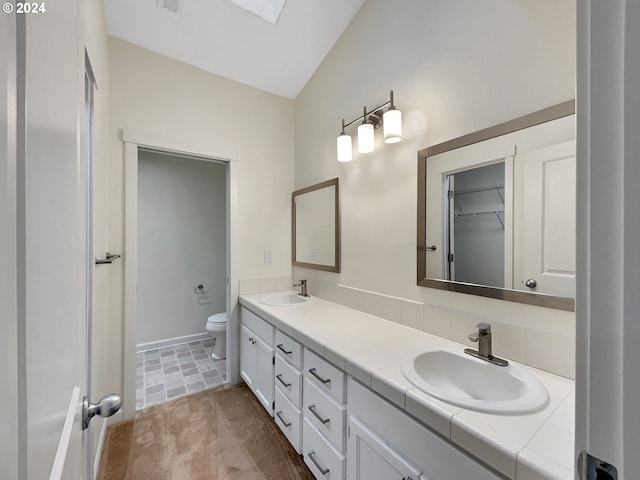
(254, 335, 275, 415)
(348, 416, 425, 480)
(240, 325, 255, 389)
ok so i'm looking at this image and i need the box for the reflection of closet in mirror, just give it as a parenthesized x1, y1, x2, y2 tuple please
(445, 162, 506, 288)
(425, 144, 515, 290)
(418, 100, 576, 310)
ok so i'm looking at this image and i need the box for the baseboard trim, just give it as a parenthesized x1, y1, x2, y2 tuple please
(136, 332, 210, 353)
(93, 411, 124, 478)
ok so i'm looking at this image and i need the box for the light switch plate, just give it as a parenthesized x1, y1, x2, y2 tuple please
(264, 249, 272, 263)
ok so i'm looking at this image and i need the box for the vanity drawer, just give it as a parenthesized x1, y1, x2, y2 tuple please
(303, 378, 346, 452)
(275, 330, 303, 368)
(240, 307, 274, 347)
(303, 418, 345, 480)
(304, 348, 346, 404)
(274, 388, 302, 454)
(275, 354, 302, 407)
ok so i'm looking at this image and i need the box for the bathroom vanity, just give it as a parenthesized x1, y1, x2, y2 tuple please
(239, 292, 575, 480)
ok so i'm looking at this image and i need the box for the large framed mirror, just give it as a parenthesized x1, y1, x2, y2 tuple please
(292, 178, 340, 273)
(417, 101, 575, 311)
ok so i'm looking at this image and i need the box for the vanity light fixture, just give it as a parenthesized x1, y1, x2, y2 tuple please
(337, 119, 352, 162)
(357, 107, 375, 154)
(336, 90, 402, 162)
(383, 90, 402, 144)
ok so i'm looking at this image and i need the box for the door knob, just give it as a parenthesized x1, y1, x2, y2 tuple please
(82, 393, 122, 430)
(525, 278, 538, 289)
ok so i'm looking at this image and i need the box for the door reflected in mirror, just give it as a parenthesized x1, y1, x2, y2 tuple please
(418, 101, 576, 311)
(292, 178, 340, 273)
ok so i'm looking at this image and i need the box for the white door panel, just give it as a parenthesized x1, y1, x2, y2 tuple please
(1, 12, 19, 479)
(348, 416, 425, 480)
(254, 336, 275, 415)
(22, 4, 89, 478)
(516, 141, 576, 298)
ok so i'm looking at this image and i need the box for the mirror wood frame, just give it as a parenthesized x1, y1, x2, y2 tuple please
(417, 100, 575, 311)
(292, 177, 341, 273)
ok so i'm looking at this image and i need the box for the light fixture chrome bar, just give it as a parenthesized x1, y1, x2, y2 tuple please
(342, 96, 392, 130)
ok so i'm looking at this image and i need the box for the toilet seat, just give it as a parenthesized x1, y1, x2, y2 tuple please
(206, 313, 226, 333)
(207, 312, 226, 324)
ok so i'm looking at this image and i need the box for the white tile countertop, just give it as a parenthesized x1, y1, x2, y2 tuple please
(239, 291, 575, 480)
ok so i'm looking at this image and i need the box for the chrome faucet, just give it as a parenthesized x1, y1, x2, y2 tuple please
(464, 322, 509, 366)
(293, 279, 309, 297)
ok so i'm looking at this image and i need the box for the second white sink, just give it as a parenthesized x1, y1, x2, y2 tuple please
(401, 345, 548, 414)
(259, 292, 310, 306)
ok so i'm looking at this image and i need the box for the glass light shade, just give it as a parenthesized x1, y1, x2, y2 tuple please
(357, 123, 375, 153)
(337, 134, 352, 162)
(383, 109, 402, 143)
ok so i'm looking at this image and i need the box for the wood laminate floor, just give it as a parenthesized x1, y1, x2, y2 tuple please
(98, 384, 315, 480)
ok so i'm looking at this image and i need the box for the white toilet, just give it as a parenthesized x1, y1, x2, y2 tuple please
(205, 312, 227, 359)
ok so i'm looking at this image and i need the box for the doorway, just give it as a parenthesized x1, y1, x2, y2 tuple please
(135, 149, 227, 409)
(122, 131, 239, 419)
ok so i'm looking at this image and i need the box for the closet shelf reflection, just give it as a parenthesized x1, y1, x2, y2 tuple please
(454, 210, 505, 229)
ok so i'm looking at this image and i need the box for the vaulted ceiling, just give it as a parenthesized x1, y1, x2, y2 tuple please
(105, 0, 365, 99)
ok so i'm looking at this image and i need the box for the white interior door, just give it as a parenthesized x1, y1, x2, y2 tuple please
(516, 141, 576, 298)
(21, 5, 90, 479)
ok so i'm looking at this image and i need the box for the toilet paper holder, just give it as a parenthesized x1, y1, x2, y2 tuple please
(95, 252, 121, 265)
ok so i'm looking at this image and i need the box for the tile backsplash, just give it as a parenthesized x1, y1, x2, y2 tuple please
(238, 276, 575, 379)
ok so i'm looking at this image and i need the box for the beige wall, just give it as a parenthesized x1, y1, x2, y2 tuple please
(294, 0, 577, 378)
(108, 37, 294, 394)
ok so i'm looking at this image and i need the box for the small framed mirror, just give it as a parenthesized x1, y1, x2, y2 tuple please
(292, 178, 340, 273)
(417, 101, 575, 311)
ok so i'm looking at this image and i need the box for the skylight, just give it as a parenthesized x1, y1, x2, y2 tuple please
(228, 0, 286, 25)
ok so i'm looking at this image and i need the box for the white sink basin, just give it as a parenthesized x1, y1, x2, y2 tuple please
(401, 346, 548, 414)
(259, 293, 310, 306)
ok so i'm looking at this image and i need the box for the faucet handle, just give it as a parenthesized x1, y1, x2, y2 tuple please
(476, 322, 491, 334)
(468, 322, 491, 342)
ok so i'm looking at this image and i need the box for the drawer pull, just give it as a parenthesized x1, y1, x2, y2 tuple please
(276, 374, 292, 388)
(277, 344, 293, 355)
(275, 411, 291, 427)
(308, 450, 330, 475)
(309, 367, 331, 384)
(308, 404, 330, 424)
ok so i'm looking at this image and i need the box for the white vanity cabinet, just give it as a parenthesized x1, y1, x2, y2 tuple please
(239, 307, 275, 415)
(347, 378, 503, 480)
(273, 330, 304, 453)
(302, 348, 347, 479)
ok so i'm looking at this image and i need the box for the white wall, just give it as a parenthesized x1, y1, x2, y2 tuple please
(108, 37, 294, 394)
(294, 0, 576, 378)
(137, 151, 226, 345)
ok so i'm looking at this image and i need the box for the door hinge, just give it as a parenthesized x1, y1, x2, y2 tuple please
(272, 401, 275, 410)
(272, 356, 275, 365)
(448, 189, 454, 199)
(578, 452, 618, 479)
(448, 253, 454, 263)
